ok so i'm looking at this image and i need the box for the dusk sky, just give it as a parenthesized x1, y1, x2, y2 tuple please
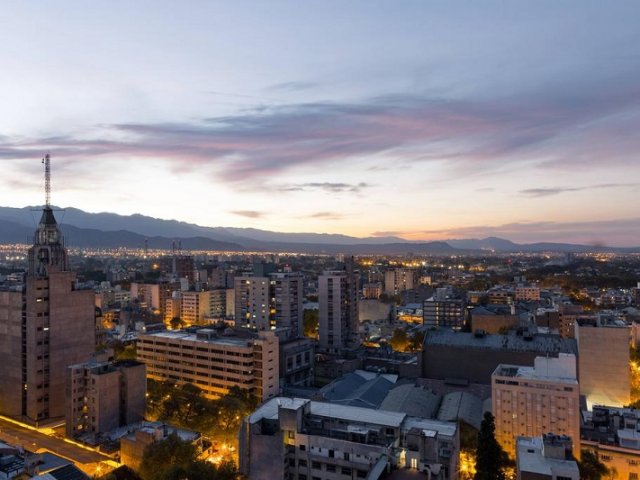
(1, 2, 640, 246)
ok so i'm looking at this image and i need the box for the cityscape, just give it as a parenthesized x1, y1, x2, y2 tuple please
(2, 3, 640, 480)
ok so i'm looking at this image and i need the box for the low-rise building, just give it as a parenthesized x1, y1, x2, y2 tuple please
(136, 328, 279, 401)
(239, 397, 459, 479)
(581, 405, 640, 480)
(120, 422, 207, 472)
(516, 434, 579, 480)
(65, 358, 146, 439)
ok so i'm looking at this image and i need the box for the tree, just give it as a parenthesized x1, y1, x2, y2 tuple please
(407, 330, 425, 352)
(303, 309, 319, 339)
(139, 433, 197, 480)
(578, 450, 610, 480)
(474, 412, 508, 480)
(389, 328, 409, 352)
(138, 432, 239, 480)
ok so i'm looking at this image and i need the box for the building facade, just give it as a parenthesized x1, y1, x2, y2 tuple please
(239, 397, 459, 479)
(492, 354, 580, 458)
(575, 317, 631, 408)
(65, 358, 146, 438)
(136, 328, 279, 401)
(516, 435, 580, 480)
(0, 207, 96, 421)
(318, 260, 359, 353)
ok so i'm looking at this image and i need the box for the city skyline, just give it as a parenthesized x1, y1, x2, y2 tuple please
(1, 2, 640, 246)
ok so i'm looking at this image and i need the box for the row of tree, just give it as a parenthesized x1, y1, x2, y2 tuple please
(146, 379, 258, 436)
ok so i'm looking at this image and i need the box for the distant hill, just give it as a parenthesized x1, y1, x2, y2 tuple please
(1, 205, 639, 254)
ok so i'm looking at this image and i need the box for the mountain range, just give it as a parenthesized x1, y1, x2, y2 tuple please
(1, 206, 638, 254)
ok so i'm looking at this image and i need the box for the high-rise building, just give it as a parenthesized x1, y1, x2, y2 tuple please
(384, 268, 418, 295)
(318, 259, 360, 353)
(492, 353, 580, 458)
(234, 272, 303, 338)
(0, 161, 96, 421)
(234, 276, 270, 330)
(269, 272, 303, 338)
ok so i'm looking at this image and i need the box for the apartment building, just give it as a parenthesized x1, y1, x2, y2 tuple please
(65, 358, 146, 438)
(319, 260, 359, 353)
(492, 354, 580, 458)
(239, 397, 459, 479)
(136, 328, 279, 401)
(581, 405, 640, 480)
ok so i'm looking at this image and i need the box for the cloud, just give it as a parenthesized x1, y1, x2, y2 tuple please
(267, 81, 318, 92)
(520, 183, 638, 197)
(230, 210, 265, 219)
(1, 69, 640, 186)
(306, 211, 343, 220)
(279, 182, 371, 193)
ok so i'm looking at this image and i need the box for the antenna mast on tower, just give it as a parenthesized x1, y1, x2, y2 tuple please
(42, 153, 51, 207)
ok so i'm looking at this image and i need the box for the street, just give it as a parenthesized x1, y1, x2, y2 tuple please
(0, 417, 112, 465)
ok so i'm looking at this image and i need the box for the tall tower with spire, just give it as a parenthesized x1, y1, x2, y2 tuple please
(28, 154, 68, 276)
(0, 156, 96, 422)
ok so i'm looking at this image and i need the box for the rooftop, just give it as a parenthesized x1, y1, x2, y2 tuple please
(424, 329, 577, 355)
(138, 329, 251, 347)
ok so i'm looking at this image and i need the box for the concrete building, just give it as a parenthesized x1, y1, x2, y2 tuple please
(363, 282, 382, 300)
(65, 358, 146, 439)
(384, 268, 418, 295)
(180, 290, 211, 325)
(492, 354, 580, 458)
(470, 305, 523, 334)
(581, 405, 640, 480)
(318, 259, 359, 353)
(0, 206, 96, 421)
(515, 286, 541, 302)
(120, 422, 206, 472)
(239, 397, 459, 479)
(234, 272, 303, 338)
(235, 275, 270, 330)
(423, 297, 465, 330)
(136, 327, 279, 401)
(575, 317, 630, 407)
(516, 435, 579, 480)
(421, 329, 577, 385)
(280, 337, 315, 389)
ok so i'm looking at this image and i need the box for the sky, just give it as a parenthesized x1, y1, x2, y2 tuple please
(1, 1, 640, 246)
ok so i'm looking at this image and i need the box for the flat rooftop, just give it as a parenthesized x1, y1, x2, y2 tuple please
(424, 329, 577, 355)
(248, 397, 456, 436)
(138, 330, 251, 347)
(493, 364, 578, 383)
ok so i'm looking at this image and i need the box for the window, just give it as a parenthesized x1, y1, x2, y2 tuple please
(326, 464, 336, 472)
(328, 449, 334, 458)
(312, 462, 321, 470)
(299, 444, 306, 451)
(342, 467, 352, 475)
(357, 470, 367, 479)
(298, 459, 307, 467)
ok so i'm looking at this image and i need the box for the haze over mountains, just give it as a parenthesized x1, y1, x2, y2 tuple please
(0, 206, 637, 254)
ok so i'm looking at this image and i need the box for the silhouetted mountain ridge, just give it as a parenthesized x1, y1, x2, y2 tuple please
(1, 206, 639, 254)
